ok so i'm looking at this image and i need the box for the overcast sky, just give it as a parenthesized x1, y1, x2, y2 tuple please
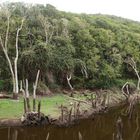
(1, 0, 140, 22)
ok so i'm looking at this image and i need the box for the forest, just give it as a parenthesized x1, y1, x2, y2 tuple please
(1, 3, 140, 140)
(0, 2, 140, 94)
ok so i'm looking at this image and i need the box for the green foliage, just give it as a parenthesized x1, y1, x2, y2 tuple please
(0, 80, 4, 90)
(0, 79, 12, 91)
(1, 2, 140, 91)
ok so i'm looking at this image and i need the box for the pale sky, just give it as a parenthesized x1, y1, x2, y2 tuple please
(0, 0, 140, 22)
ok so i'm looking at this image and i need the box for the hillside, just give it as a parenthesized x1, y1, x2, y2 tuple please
(0, 2, 140, 91)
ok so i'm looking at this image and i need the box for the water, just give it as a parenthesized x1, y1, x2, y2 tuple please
(0, 104, 140, 140)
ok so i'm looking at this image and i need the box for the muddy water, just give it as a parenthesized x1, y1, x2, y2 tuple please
(0, 105, 140, 140)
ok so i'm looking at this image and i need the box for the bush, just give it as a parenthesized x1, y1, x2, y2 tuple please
(73, 76, 85, 89)
(113, 79, 137, 88)
(0, 80, 4, 90)
(48, 83, 61, 92)
(37, 81, 52, 95)
(0, 79, 12, 91)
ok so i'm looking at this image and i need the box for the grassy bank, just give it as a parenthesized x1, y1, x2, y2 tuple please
(0, 89, 127, 121)
(0, 94, 67, 119)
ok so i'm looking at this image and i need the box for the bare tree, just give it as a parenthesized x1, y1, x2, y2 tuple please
(33, 70, 40, 111)
(81, 63, 88, 78)
(38, 14, 54, 44)
(67, 74, 73, 91)
(0, 9, 25, 99)
(14, 18, 25, 95)
(125, 57, 140, 91)
(122, 82, 129, 98)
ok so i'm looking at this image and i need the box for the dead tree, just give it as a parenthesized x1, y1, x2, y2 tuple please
(20, 71, 49, 126)
(0, 10, 25, 99)
(60, 104, 64, 122)
(125, 57, 140, 90)
(33, 70, 40, 112)
(68, 107, 73, 123)
(38, 101, 41, 118)
(38, 14, 54, 44)
(122, 82, 138, 119)
(67, 74, 73, 90)
(67, 74, 74, 97)
(121, 82, 130, 98)
(25, 79, 31, 112)
(20, 70, 40, 113)
(81, 64, 88, 78)
(14, 18, 25, 97)
(20, 79, 30, 112)
(91, 93, 95, 108)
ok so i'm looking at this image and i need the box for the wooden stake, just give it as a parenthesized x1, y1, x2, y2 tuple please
(38, 101, 41, 118)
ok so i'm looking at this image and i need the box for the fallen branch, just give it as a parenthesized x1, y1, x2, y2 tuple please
(64, 95, 90, 104)
(122, 82, 129, 98)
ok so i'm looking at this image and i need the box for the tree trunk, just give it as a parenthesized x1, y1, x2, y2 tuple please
(67, 74, 73, 90)
(0, 15, 24, 99)
(134, 69, 140, 90)
(13, 18, 24, 98)
(33, 70, 40, 111)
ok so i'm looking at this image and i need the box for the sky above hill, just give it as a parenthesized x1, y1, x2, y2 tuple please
(0, 0, 140, 22)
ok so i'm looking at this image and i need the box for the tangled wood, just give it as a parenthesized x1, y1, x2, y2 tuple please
(122, 82, 139, 119)
(20, 70, 49, 126)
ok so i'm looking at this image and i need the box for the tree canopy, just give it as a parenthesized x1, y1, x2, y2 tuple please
(0, 2, 140, 91)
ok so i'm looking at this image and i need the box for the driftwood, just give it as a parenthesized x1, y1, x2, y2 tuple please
(0, 94, 11, 99)
(68, 107, 73, 123)
(125, 57, 140, 90)
(59, 102, 81, 125)
(126, 95, 138, 119)
(122, 81, 138, 119)
(21, 111, 49, 126)
(65, 95, 89, 104)
(122, 82, 130, 98)
(91, 93, 95, 107)
(61, 105, 64, 122)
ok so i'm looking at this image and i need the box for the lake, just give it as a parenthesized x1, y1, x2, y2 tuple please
(0, 104, 140, 140)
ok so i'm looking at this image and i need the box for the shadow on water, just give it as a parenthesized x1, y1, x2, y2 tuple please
(0, 104, 140, 140)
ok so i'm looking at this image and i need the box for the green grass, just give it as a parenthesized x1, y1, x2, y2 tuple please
(0, 94, 67, 119)
(0, 93, 94, 119)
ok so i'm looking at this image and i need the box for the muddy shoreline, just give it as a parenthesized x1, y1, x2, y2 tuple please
(0, 92, 139, 127)
(0, 101, 126, 127)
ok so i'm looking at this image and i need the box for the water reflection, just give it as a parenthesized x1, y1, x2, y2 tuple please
(0, 105, 140, 140)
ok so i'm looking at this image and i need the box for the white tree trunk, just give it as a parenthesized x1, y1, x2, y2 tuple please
(129, 58, 140, 91)
(33, 70, 40, 99)
(14, 18, 24, 94)
(134, 68, 140, 90)
(0, 16, 16, 93)
(67, 74, 73, 90)
(0, 16, 24, 97)
(25, 79, 29, 98)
